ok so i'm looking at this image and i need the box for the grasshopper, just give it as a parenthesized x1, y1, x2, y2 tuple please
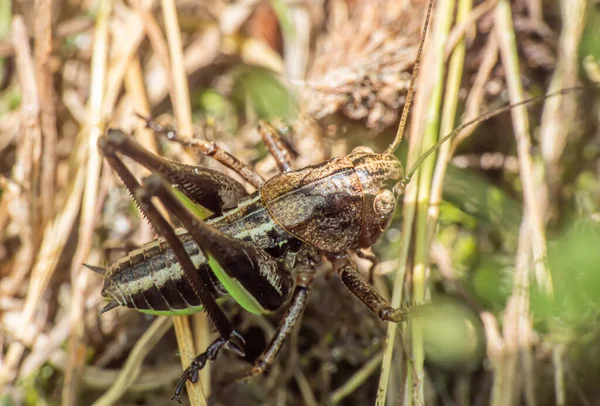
(86, 0, 580, 401)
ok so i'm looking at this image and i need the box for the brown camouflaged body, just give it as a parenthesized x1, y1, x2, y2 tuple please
(261, 152, 404, 253)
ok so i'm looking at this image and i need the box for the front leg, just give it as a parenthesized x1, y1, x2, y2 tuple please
(335, 256, 409, 323)
(223, 269, 315, 385)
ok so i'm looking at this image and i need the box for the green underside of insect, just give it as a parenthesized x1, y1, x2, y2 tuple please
(137, 304, 206, 316)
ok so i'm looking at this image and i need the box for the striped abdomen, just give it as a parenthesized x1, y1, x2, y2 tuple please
(101, 192, 295, 315)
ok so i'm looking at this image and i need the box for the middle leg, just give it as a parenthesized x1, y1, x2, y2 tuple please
(223, 269, 315, 383)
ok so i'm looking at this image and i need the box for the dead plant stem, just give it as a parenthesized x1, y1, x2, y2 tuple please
(494, 0, 553, 294)
(539, 0, 585, 219)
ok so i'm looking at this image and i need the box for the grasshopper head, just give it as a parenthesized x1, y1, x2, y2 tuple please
(349, 147, 404, 248)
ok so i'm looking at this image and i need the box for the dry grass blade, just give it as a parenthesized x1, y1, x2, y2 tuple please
(162, 0, 193, 137)
(173, 317, 207, 406)
(490, 0, 555, 404)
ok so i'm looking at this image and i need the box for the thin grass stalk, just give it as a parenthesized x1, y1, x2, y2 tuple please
(427, 0, 472, 245)
(553, 343, 566, 406)
(331, 352, 384, 404)
(376, 57, 432, 403)
(161, 0, 206, 403)
(409, 0, 455, 403)
(92, 317, 174, 406)
(173, 317, 207, 405)
(294, 369, 319, 406)
(375, 157, 418, 406)
(494, 0, 553, 295)
(62, 0, 113, 404)
(492, 2, 547, 405)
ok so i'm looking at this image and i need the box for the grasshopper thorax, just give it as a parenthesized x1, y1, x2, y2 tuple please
(261, 148, 403, 254)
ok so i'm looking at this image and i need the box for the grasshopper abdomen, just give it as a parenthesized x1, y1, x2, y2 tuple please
(100, 232, 225, 315)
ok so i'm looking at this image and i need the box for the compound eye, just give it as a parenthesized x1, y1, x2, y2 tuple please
(373, 189, 396, 218)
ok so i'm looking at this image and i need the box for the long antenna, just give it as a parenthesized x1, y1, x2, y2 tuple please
(385, 0, 435, 154)
(399, 86, 584, 186)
